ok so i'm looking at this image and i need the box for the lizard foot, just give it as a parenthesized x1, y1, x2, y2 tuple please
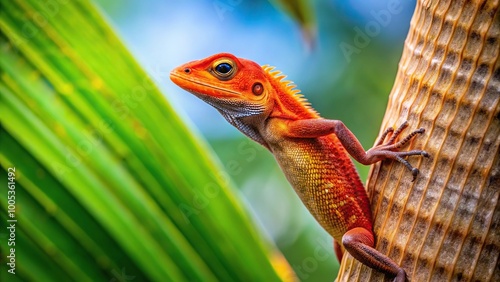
(368, 121, 430, 181)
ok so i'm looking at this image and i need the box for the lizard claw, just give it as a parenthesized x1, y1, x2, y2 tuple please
(372, 121, 430, 179)
(411, 168, 419, 182)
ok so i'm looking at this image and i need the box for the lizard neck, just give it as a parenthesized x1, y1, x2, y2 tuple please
(221, 109, 272, 149)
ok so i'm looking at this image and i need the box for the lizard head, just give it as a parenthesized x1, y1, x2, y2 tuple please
(170, 53, 318, 121)
(170, 53, 272, 119)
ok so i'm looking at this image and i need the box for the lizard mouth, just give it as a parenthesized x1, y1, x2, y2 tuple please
(170, 72, 241, 99)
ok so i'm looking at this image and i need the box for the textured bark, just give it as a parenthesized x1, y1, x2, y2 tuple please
(337, 0, 500, 281)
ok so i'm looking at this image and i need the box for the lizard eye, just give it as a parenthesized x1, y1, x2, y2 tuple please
(215, 63, 232, 74)
(211, 59, 237, 80)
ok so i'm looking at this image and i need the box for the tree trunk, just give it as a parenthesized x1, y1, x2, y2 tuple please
(338, 0, 500, 281)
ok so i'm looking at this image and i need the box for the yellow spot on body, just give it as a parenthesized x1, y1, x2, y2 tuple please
(348, 214, 358, 225)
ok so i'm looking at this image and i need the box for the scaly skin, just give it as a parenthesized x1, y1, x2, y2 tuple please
(170, 53, 429, 281)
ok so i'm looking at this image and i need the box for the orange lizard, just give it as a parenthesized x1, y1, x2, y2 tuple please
(170, 53, 429, 281)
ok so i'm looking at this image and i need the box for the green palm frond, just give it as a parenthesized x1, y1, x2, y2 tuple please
(0, 1, 287, 281)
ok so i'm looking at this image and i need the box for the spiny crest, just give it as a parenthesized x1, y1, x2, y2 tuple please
(262, 65, 318, 116)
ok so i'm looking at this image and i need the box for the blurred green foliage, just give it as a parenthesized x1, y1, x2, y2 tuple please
(0, 0, 288, 281)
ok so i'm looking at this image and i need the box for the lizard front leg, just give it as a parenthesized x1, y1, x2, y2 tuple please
(284, 119, 429, 179)
(365, 121, 429, 180)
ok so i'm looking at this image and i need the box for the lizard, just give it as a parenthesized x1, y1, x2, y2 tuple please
(170, 53, 429, 281)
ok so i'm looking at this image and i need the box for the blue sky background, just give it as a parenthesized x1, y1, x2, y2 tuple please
(95, 0, 415, 137)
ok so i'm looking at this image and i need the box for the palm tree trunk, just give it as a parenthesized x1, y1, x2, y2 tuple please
(338, 0, 500, 281)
